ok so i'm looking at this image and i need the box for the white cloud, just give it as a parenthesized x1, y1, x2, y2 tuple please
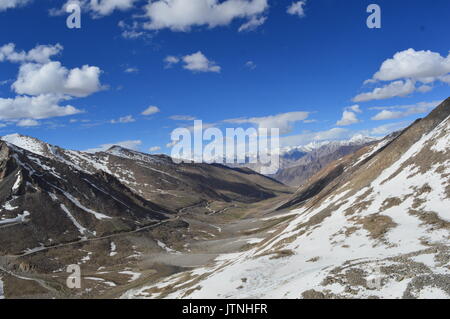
(336, 111, 360, 126)
(0, 43, 63, 64)
(164, 52, 221, 73)
(169, 115, 196, 121)
(238, 15, 266, 32)
(417, 84, 432, 93)
(121, 29, 145, 39)
(89, 0, 137, 16)
(148, 146, 161, 152)
(54, 0, 137, 17)
(142, 105, 160, 115)
(312, 127, 350, 140)
(245, 61, 256, 69)
(361, 121, 409, 136)
(441, 75, 450, 84)
(336, 105, 362, 126)
(347, 104, 362, 113)
(110, 115, 135, 124)
(371, 110, 400, 121)
(124, 67, 138, 73)
(16, 119, 39, 127)
(353, 80, 415, 102)
(370, 100, 439, 121)
(287, 1, 307, 17)
(0, 43, 102, 123)
(12, 62, 104, 98)
(0, 44, 104, 98)
(84, 139, 142, 153)
(225, 111, 310, 134)
(0, 0, 30, 11)
(372, 48, 450, 83)
(118, 20, 146, 39)
(354, 49, 450, 102)
(0, 94, 82, 120)
(164, 55, 180, 68)
(143, 0, 268, 32)
(182, 51, 221, 73)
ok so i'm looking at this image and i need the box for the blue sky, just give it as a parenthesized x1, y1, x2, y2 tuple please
(0, 0, 449, 153)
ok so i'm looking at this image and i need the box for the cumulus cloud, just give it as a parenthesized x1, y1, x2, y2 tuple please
(182, 51, 221, 73)
(287, 1, 307, 17)
(0, 43, 104, 98)
(370, 100, 440, 121)
(89, 0, 137, 15)
(164, 55, 180, 68)
(336, 111, 360, 126)
(12, 62, 104, 98)
(354, 49, 450, 102)
(347, 104, 362, 113)
(353, 80, 415, 103)
(110, 115, 135, 124)
(142, 105, 160, 115)
(0, 94, 82, 120)
(238, 15, 266, 32)
(336, 105, 362, 126)
(165, 52, 221, 73)
(225, 111, 310, 134)
(0, 43, 63, 64)
(372, 48, 450, 83)
(53, 0, 137, 17)
(84, 139, 142, 153)
(16, 119, 39, 127)
(143, 0, 268, 32)
(0, 42, 104, 123)
(0, 0, 30, 11)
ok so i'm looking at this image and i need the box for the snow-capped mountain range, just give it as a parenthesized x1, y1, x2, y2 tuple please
(267, 135, 378, 187)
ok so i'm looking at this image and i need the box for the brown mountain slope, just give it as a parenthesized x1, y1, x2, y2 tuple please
(0, 135, 292, 212)
(0, 136, 291, 256)
(271, 143, 375, 187)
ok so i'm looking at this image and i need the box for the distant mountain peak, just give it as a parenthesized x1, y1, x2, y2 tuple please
(1, 133, 53, 157)
(280, 135, 379, 155)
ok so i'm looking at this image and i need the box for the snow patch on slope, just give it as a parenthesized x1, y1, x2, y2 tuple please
(0, 277, 4, 299)
(60, 204, 89, 237)
(1, 134, 47, 156)
(0, 211, 30, 225)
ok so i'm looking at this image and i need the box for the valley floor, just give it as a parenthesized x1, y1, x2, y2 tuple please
(0, 195, 294, 299)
